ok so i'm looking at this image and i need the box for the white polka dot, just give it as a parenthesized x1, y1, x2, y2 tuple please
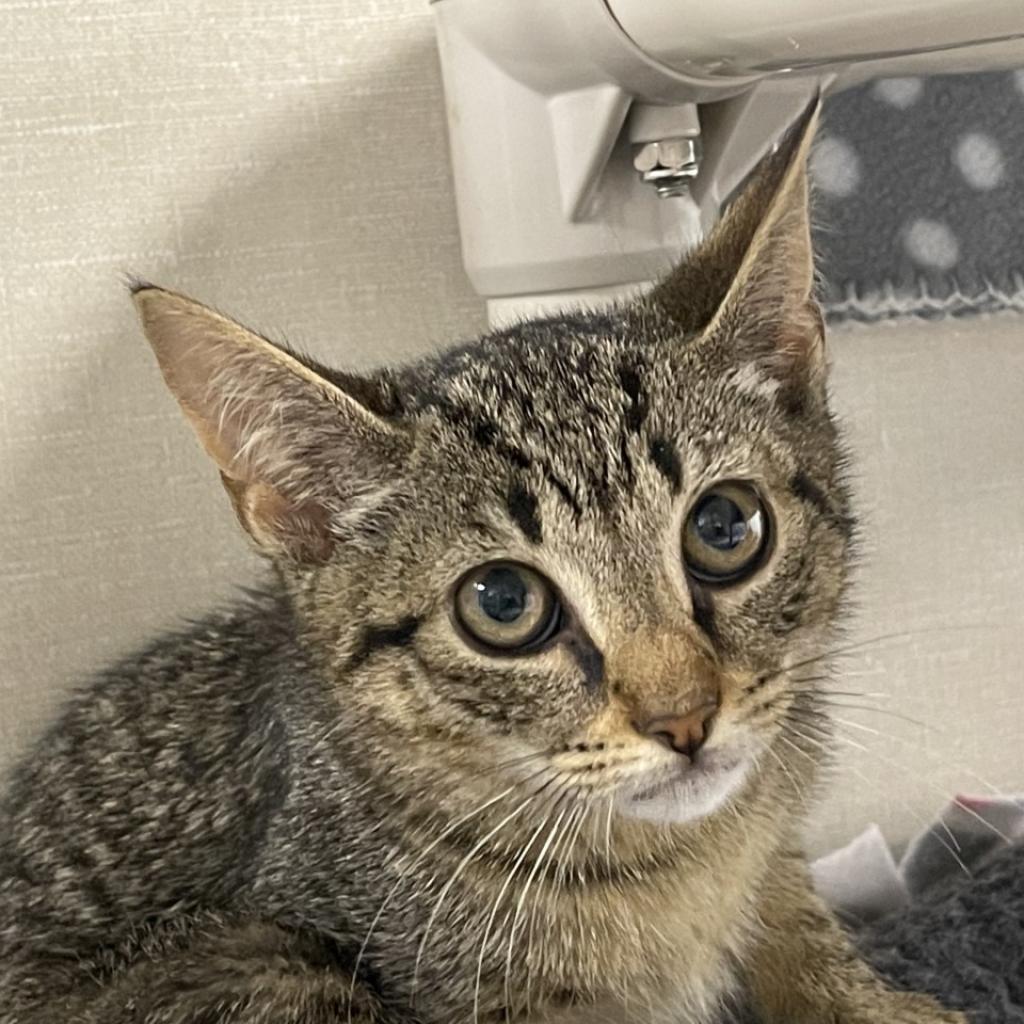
(811, 136, 861, 197)
(873, 77, 923, 109)
(954, 132, 1004, 190)
(903, 219, 959, 271)
(1014, 69, 1024, 96)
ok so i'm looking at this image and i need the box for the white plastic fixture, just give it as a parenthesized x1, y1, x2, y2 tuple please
(430, 0, 1024, 324)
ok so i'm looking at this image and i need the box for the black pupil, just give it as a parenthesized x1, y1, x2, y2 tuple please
(476, 568, 528, 623)
(695, 495, 748, 550)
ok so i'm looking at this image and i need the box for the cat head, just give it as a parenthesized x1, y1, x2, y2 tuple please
(133, 101, 851, 833)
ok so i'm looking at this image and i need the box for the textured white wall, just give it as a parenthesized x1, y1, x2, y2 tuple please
(1, 0, 1021, 855)
(821, 318, 1024, 852)
(0, 0, 484, 756)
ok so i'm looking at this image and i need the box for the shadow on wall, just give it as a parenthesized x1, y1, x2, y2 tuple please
(0, 26, 486, 766)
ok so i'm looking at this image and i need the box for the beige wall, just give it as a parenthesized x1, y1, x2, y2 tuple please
(0, 0, 484, 754)
(1, 0, 1021, 856)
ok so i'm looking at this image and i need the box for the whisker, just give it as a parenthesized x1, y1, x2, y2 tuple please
(763, 742, 810, 807)
(809, 701, 934, 730)
(790, 682, 892, 701)
(831, 715, 911, 741)
(474, 750, 554, 780)
(412, 791, 540, 997)
(779, 725, 973, 877)
(826, 730, 1013, 849)
(841, 726, 1013, 840)
(503, 796, 575, 1020)
(473, 812, 551, 1024)
(526, 800, 587, 1006)
(346, 781, 522, 1024)
(556, 799, 591, 889)
(787, 697, 1012, 804)
(604, 796, 615, 878)
(780, 708, 967, 862)
(780, 623, 1018, 680)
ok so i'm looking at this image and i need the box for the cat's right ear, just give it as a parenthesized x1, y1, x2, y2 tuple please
(648, 98, 823, 400)
(131, 284, 408, 563)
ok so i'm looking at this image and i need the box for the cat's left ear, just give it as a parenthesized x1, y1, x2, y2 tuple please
(649, 98, 823, 399)
(132, 285, 408, 563)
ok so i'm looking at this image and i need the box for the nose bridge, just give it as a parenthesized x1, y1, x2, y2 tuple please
(608, 622, 719, 715)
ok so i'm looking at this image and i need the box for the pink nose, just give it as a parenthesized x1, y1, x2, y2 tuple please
(634, 701, 719, 759)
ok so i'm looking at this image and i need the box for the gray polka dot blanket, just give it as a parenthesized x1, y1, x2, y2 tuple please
(816, 69, 1024, 322)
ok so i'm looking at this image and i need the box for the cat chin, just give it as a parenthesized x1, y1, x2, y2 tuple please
(614, 753, 752, 826)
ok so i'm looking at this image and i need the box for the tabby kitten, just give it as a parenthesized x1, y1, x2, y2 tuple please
(0, 104, 965, 1024)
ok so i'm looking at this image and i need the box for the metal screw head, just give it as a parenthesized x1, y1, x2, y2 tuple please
(634, 137, 702, 197)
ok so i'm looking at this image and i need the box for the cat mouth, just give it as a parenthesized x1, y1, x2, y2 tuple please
(615, 749, 751, 826)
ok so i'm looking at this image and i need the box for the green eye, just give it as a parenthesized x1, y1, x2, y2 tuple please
(455, 562, 561, 652)
(683, 482, 769, 585)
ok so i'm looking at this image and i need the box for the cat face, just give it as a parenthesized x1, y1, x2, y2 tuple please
(305, 309, 849, 827)
(134, 100, 850, 832)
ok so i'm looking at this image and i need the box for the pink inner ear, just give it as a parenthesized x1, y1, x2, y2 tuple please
(181, 397, 251, 480)
(136, 286, 405, 564)
(221, 474, 334, 564)
(245, 482, 335, 564)
(779, 300, 824, 355)
(156, 324, 295, 487)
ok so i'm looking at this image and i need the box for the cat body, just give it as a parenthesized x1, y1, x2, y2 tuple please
(0, 587, 785, 1024)
(0, 104, 966, 1023)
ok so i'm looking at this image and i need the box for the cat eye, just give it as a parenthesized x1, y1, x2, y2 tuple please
(683, 482, 769, 585)
(454, 562, 561, 652)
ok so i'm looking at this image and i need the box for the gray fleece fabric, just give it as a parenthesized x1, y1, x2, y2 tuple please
(856, 839, 1024, 1022)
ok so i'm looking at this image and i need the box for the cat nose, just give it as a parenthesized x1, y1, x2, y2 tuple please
(634, 700, 719, 759)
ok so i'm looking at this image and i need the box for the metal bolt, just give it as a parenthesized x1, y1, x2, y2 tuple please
(633, 137, 702, 197)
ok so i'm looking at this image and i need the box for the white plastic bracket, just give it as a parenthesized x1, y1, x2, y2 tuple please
(550, 85, 632, 223)
(432, 0, 1024, 324)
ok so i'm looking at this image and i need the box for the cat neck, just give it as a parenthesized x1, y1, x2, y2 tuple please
(250, 729, 790, 1023)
